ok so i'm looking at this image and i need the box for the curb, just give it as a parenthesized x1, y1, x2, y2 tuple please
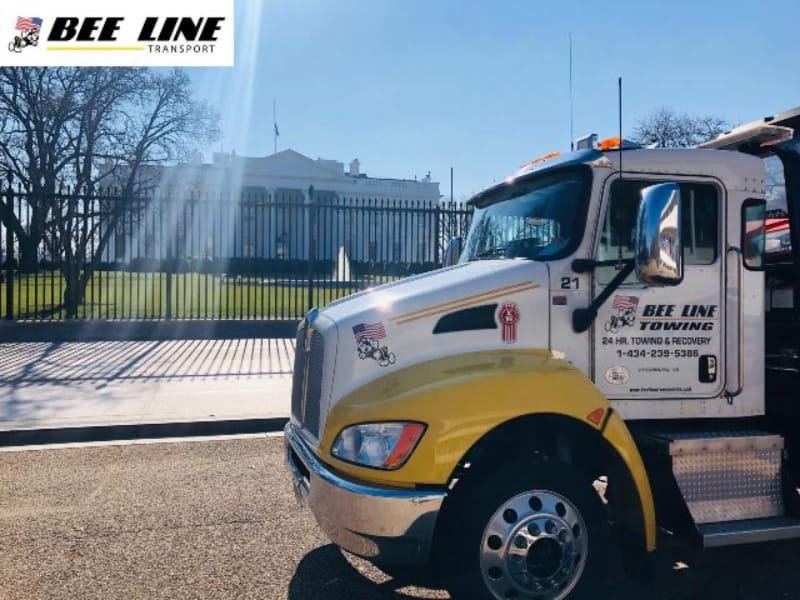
(0, 417, 289, 447)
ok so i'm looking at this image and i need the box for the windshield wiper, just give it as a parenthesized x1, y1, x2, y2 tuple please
(470, 246, 508, 260)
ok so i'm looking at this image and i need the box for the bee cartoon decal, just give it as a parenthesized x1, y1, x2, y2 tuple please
(605, 295, 639, 334)
(352, 322, 396, 368)
(8, 17, 42, 54)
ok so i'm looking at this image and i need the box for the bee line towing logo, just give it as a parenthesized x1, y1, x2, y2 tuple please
(8, 16, 42, 53)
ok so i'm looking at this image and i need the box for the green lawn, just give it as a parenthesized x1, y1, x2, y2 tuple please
(0, 271, 387, 320)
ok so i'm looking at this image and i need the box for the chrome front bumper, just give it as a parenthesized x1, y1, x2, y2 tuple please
(284, 422, 446, 567)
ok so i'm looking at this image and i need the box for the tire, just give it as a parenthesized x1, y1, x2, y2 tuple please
(441, 460, 609, 600)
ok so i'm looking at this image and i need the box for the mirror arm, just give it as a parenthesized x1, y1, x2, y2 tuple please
(572, 259, 635, 333)
(572, 258, 632, 273)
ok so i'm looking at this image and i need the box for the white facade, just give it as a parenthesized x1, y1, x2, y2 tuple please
(138, 149, 443, 263)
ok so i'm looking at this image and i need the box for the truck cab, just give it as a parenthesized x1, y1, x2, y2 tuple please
(285, 107, 800, 599)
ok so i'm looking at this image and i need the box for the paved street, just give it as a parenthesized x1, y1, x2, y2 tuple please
(2, 436, 800, 600)
(0, 339, 293, 433)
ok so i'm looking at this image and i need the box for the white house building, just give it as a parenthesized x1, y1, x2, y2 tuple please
(120, 149, 443, 265)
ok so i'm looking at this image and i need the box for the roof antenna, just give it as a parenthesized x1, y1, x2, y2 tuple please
(569, 34, 574, 151)
(618, 76, 623, 178)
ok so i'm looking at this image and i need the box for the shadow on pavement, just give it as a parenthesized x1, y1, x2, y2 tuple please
(0, 338, 295, 385)
(289, 537, 800, 600)
(288, 544, 446, 600)
(0, 338, 294, 446)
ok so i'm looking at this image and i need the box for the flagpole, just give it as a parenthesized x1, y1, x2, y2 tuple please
(273, 98, 277, 154)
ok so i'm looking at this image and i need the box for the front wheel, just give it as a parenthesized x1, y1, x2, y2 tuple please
(442, 461, 608, 600)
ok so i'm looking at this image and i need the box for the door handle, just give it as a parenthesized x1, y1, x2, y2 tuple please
(725, 246, 743, 401)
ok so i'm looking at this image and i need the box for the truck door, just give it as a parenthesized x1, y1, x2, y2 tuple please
(592, 177, 724, 400)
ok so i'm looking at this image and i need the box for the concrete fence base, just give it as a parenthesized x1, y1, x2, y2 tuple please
(0, 319, 300, 342)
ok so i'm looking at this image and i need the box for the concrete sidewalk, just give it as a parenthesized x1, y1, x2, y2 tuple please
(0, 338, 294, 443)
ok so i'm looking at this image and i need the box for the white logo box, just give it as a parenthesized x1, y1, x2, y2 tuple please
(1, 0, 234, 67)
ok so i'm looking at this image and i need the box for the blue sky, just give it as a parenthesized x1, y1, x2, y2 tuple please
(191, 0, 800, 200)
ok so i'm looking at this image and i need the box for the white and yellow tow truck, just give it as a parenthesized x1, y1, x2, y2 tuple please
(285, 106, 800, 599)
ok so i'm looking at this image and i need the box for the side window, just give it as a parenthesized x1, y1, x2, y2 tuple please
(742, 199, 766, 270)
(597, 179, 719, 284)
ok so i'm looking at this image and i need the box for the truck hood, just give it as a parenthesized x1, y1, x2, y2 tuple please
(318, 259, 551, 410)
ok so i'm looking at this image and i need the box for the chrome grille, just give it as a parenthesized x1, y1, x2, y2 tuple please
(290, 324, 306, 422)
(290, 322, 325, 437)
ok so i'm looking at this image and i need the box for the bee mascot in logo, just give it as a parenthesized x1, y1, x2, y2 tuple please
(8, 29, 39, 53)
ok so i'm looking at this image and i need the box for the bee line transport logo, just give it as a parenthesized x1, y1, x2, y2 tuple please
(8, 16, 42, 53)
(0, 0, 234, 67)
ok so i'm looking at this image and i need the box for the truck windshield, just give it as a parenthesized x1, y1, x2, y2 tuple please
(462, 167, 591, 262)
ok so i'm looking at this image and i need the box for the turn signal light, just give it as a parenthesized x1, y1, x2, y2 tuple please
(384, 423, 427, 469)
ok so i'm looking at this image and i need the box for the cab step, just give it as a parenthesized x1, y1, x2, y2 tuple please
(699, 516, 800, 548)
(635, 429, 800, 547)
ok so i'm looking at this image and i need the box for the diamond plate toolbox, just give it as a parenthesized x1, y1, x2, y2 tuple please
(648, 431, 785, 524)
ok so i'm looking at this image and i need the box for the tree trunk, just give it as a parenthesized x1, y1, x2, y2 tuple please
(62, 263, 83, 318)
(18, 236, 38, 272)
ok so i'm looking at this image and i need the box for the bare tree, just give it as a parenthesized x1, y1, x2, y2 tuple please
(0, 67, 220, 316)
(632, 107, 730, 148)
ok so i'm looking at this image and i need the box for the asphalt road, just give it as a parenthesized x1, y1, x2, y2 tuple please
(2, 436, 800, 600)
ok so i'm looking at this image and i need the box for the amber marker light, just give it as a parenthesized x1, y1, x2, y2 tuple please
(383, 423, 427, 469)
(598, 137, 622, 151)
(586, 407, 605, 426)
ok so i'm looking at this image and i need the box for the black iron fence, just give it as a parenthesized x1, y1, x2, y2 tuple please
(0, 187, 473, 321)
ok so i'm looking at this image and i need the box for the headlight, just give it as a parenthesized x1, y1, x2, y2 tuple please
(331, 422, 426, 470)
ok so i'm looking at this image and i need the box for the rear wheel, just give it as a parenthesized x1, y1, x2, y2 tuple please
(442, 461, 608, 599)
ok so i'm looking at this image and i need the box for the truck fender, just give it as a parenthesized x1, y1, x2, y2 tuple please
(321, 349, 656, 551)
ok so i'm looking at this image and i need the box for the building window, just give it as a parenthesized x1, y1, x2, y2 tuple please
(368, 241, 377, 261)
(393, 242, 401, 262)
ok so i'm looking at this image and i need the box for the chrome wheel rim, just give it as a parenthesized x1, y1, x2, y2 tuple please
(480, 490, 588, 600)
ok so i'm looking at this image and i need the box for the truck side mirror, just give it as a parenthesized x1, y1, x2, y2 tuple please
(634, 183, 683, 286)
(443, 236, 463, 267)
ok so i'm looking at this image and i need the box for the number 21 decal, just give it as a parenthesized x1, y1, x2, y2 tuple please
(560, 277, 580, 290)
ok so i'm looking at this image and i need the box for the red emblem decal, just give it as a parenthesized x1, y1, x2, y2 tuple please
(499, 302, 520, 344)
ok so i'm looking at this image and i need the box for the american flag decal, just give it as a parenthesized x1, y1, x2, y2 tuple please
(352, 322, 386, 341)
(16, 17, 43, 32)
(612, 295, 639, 311)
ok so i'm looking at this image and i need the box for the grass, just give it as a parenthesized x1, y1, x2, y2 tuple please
(0, 271, 388, 320)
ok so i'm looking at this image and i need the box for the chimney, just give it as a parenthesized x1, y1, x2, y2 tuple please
(349, 158, 360, 176)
